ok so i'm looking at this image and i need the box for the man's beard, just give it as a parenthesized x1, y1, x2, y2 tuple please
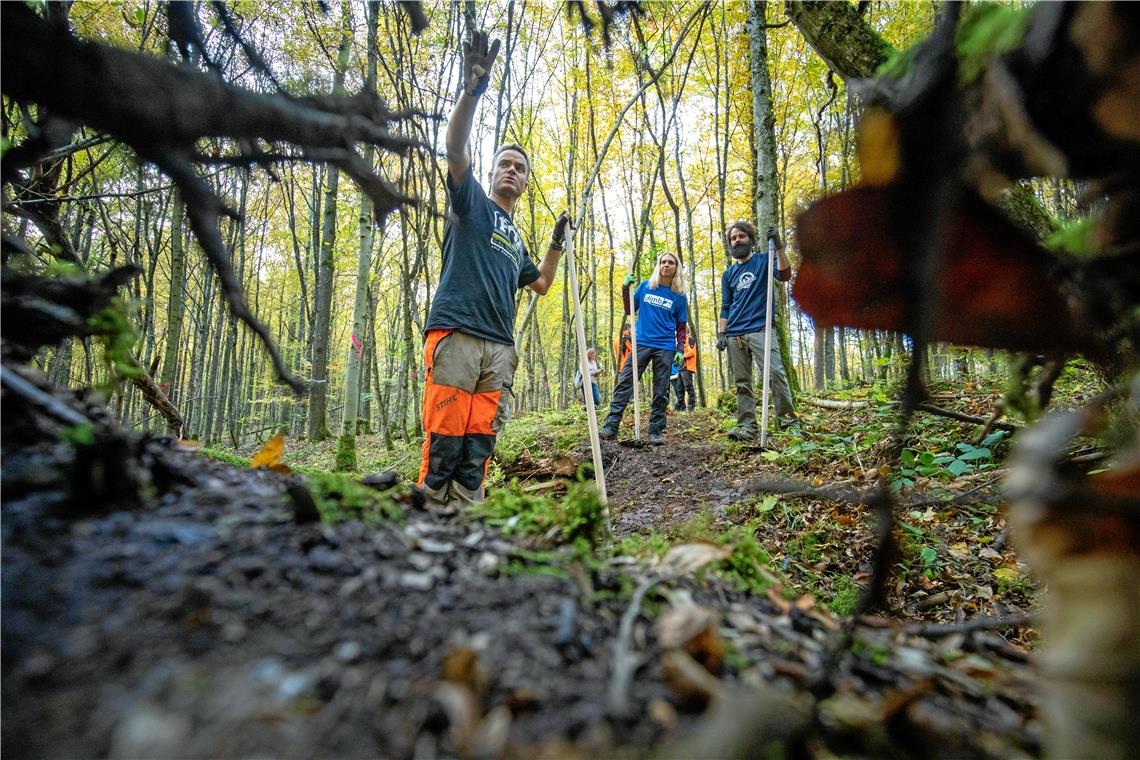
(730, 243, 751, 260)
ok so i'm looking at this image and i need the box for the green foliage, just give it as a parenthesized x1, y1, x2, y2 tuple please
(303, 470, 405, 525)
(334, 432, 357, 472)
(827, 576, 861, 617)
(58, 422, 96, 447)
(474, 478, 607, 549)
(1044, 215, 1099, 257)
(715, 391, 737, 415)
(876, 43, 921, 80)
(956, 4, 1032, 85)
(494, 407, 589, 471)
(87, 299, 142, 393)
(202, 447, 250, 468)
(718, 526, 776, 595)
(893, 438, 997, 491)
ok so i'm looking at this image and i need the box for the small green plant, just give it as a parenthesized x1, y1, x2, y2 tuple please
(88, 299, 143, 393)
(894, 438, 997, 491)
(828, 576, 861, 617)
(59, 422, 95, 447)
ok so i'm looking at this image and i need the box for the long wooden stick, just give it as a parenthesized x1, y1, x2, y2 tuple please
(760, 237, 776, 447)
(565, 231, 610, 529)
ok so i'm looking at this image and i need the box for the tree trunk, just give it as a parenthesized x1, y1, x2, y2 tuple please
(307, 17, 351, 443)
(158, 194, 186, 408)
(337, 4, 379, 471)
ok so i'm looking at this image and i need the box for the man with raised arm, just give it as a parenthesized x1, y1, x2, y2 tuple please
(717, 221, 798, 441)
(418, 29, 568, 507)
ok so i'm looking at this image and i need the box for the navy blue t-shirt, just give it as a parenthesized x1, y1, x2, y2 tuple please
(633, 281, 688, 351)
(720, 252, 781, 336)
(425, 166, 540, 345)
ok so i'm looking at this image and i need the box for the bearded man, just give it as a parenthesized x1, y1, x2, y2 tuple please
(717, 221, 798, 440)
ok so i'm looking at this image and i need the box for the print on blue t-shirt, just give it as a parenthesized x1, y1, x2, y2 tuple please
(425, 165, 540, 345)
(633, 280, 688, 351)
(720, 253, 774, 337)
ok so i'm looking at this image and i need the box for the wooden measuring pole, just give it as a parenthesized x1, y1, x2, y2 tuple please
(759, 236, 776, 448)
(565, 229, 610, 531)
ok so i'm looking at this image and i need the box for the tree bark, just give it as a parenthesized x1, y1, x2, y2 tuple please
(307, 15, 351, 443)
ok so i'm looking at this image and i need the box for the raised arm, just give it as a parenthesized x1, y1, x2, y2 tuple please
(446, 30, 500, 183)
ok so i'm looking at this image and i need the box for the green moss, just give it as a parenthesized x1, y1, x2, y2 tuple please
(719, 527, 776, 595)
(202, 448, 250, 468)
(785, 530, 825, 564)
(334, 432, 357, 472)
(827, 576, 861, 617)
(473, 478, 607, 549)
(304, 470, 405, 525)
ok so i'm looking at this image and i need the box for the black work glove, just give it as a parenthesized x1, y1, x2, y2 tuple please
(462, 29, 500, 97)
(550, 211, 570, 250)
(716, 333, 727, 351)
(766, 226, 782, 248)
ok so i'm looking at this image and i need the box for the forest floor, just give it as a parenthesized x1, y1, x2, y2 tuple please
(3, 370, 1054, 758)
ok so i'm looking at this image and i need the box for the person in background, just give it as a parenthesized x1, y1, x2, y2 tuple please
(614, 322, 632, 375)
(418, 28, 567, 507)
(717, 221, 798, 441)
(598, 252, 688, 445)
(673, 332, 697, 411)
(574, 347, 602, 407)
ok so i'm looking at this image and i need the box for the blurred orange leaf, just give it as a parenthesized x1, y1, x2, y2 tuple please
(251, 434, 286, 470)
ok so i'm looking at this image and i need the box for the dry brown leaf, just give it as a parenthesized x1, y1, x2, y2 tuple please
(661, 650, 723, 712)
(250, 434, 285, 469)
(659, 542, 732, 577)
(471, 705, 512, 759)
(442, 646, 487, 697)
(655, 603, 724, 673)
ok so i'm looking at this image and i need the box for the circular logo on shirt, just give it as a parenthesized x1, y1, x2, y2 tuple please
(737, 272, 756, 290)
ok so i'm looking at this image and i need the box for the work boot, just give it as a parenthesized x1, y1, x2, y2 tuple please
(727, 428, 755, 442)
(648, 432, 664, 445)
(598, 424, 618, 440)
(777, 413, 802, 430)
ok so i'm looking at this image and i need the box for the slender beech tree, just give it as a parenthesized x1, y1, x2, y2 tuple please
(307, 6, 352, 442)
(337, 2, 380, 470)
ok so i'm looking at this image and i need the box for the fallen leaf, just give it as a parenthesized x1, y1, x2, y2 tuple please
(659, 542, 732, 577)
(648, 697, 678, 731)
(432, 682, 479, 754)
(250, 434, 285, 469)
(442, 647, 487, 697)
(655, 603, 724, 673)
(661, 650, 723, 711)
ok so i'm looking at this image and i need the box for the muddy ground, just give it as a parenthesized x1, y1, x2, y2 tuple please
(3, 382, 1041, 758)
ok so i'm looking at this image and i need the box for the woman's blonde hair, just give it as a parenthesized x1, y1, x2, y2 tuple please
(648, 252, 685, 293)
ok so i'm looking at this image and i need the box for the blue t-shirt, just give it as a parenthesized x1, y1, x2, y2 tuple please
(633, 281, 688, 351)
(425, 166, 540, 345)
(721, 253, 776, 336)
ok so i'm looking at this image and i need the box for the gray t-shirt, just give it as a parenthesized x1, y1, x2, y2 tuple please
(425, 165, 540, 345)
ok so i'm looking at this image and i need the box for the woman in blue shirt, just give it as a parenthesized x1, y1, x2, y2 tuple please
(598, 252, 688, 445)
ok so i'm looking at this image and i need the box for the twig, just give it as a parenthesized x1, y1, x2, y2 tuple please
(0, 365, 90, 427)
(902, 613, 1033, 638)
(608, 574, 662, 719)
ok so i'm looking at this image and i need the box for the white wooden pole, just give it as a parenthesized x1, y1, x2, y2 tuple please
(759, 236, 776, 448)
(627, 278, 642, 441)
(566, 230, 610, 527)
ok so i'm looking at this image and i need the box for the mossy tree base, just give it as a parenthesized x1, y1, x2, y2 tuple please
(334, 432, 357, 472)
